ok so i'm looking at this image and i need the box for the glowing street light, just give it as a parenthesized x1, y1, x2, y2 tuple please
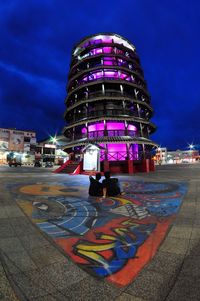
(50, 135, 57, 144)
(189, 143, 194, 150)
(52, 137, 57, 144)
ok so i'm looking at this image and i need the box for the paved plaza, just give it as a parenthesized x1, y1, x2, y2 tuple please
(0, 164, 200, 300)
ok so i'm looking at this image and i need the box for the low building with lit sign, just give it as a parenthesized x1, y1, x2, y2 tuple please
(0, 127, 36, 164)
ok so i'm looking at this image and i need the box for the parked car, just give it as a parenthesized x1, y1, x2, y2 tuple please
(34, 161, 42, 167)
(8, 159, 22, 167)
(45, 161, 54, 168)
(182, 160, 189, 164)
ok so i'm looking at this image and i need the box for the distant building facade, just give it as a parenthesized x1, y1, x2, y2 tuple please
(155, 147, 167, 164)
(0, 128, 36, 164)
(155, 147, 199, 164)
(0, 129, 69, 166)
(36, 135, 69, 165)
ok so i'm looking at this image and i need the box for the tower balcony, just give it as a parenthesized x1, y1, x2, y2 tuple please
(66, 79, 150, 101)
(65, 90, 152, 115)
(73, 129, 147, 140)
(65, 108, 149, 124)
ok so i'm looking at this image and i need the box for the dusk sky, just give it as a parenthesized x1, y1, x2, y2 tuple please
(0, 0, 200, 150)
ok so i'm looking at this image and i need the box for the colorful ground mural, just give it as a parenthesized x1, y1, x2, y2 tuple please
(10, 178, 187, 287)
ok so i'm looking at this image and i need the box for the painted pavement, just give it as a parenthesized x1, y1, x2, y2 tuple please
(9, 177, 187, 287)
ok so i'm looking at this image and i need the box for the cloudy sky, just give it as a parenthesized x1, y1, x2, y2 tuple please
(0, 0, 199, 149)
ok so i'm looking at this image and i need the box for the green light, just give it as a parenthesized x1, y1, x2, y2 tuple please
(50, 135, 57, 144)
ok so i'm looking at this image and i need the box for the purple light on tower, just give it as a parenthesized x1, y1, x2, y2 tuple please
(107, 143, 127, 161)
(107, 122, 125, 130)
(88, 122, 104, 132)
(80, 70, 134, 84)
(64, 33, 157, 171)
(128, 124, 137, 131)
(81, 127, 87, 134)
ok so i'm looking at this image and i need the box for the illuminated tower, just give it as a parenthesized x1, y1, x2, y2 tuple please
(63, 33, 157, 172)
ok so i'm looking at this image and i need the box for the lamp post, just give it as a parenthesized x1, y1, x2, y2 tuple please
(51, 137, 57, 145)
(188, 143, 194, 162)
(156, 146, 162, 165)
(189, 144, 194, 150)
(48, 135, 58, 164)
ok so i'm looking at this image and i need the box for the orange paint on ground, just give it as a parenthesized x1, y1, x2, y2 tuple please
(107, 218, 173, 286)
(55, 237, 88, 264)
(20, 184, 85, 196)
(55, 217, 174, 287)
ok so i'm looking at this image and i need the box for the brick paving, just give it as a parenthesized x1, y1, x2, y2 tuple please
(0, 164, 200, 301)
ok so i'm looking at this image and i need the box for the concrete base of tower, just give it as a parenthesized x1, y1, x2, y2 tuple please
(100, 159, 155, 174)
(149, 159, 155, 172)
(141, 159, 150, 173)
(80, 159, 156, 174)
(128, 160, 134, 174)
(103, 160, 110, 172)
(55, 159, 156, 175)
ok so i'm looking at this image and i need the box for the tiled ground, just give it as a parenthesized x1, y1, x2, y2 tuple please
(0, 164, 200, 300)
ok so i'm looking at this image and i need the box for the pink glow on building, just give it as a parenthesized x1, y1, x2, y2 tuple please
(132, 144, 139, 159)
(79, 35, 135, 52)
(99, 143, 105, 161)
(133, 144, 139, 153)
(89, 47, 112, 56)
(107, 143, 127, 161)
(90, 48, 103, 55)
(128, 124, 137, 131)
(88, 122, 104, 132)
(105, 71, 117, 78)
(80, 70, 133, 84)
(94, 71, 103, 79)
(101, 38, 113, 43)
(103, 47, 112, 53)
(103, 58, 115, 66)
(103, 61, 113, 66)
(82, 76, 87, 82)
(106, 122, 125, 130)
(87, 122, 136, 132)
(81, 127, 87, 134)
(84, 121, 139, 161)
(107, 143, 126, 152)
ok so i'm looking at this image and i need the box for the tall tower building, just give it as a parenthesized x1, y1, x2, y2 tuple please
(63, 33, 157, 172)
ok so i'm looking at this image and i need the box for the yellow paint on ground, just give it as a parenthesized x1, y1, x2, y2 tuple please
(17, 200, 46, 223)
(20, 184, 85, 196)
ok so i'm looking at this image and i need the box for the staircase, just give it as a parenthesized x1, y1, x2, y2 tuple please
(54, 160, 81, 174)
(60, 162, 79, 174)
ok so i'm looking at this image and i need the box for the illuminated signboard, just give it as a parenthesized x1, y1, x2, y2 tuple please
(83, 145, 100, 171)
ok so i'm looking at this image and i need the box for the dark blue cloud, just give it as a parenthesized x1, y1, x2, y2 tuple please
(0, 0, 200, 148)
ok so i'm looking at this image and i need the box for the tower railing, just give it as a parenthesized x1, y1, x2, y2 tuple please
(87, 129, 137, 138)
(70, 109, 147, 123)
(75, 76, 145, 90)
(100, 150, 152, 161)
(66, 90, 150, 108)
(73, 130, 150, 140)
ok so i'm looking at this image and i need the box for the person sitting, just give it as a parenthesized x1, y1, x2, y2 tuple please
(89, 173, 103, 196)
(102, 171, 121, 198)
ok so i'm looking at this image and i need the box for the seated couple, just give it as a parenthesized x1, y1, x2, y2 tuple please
(89, 171, 122, 198)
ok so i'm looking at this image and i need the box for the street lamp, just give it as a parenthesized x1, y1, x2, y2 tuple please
(188, 143, 195, 163)
(50, 135, 57, 145)
(52, 137, 57, 144)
